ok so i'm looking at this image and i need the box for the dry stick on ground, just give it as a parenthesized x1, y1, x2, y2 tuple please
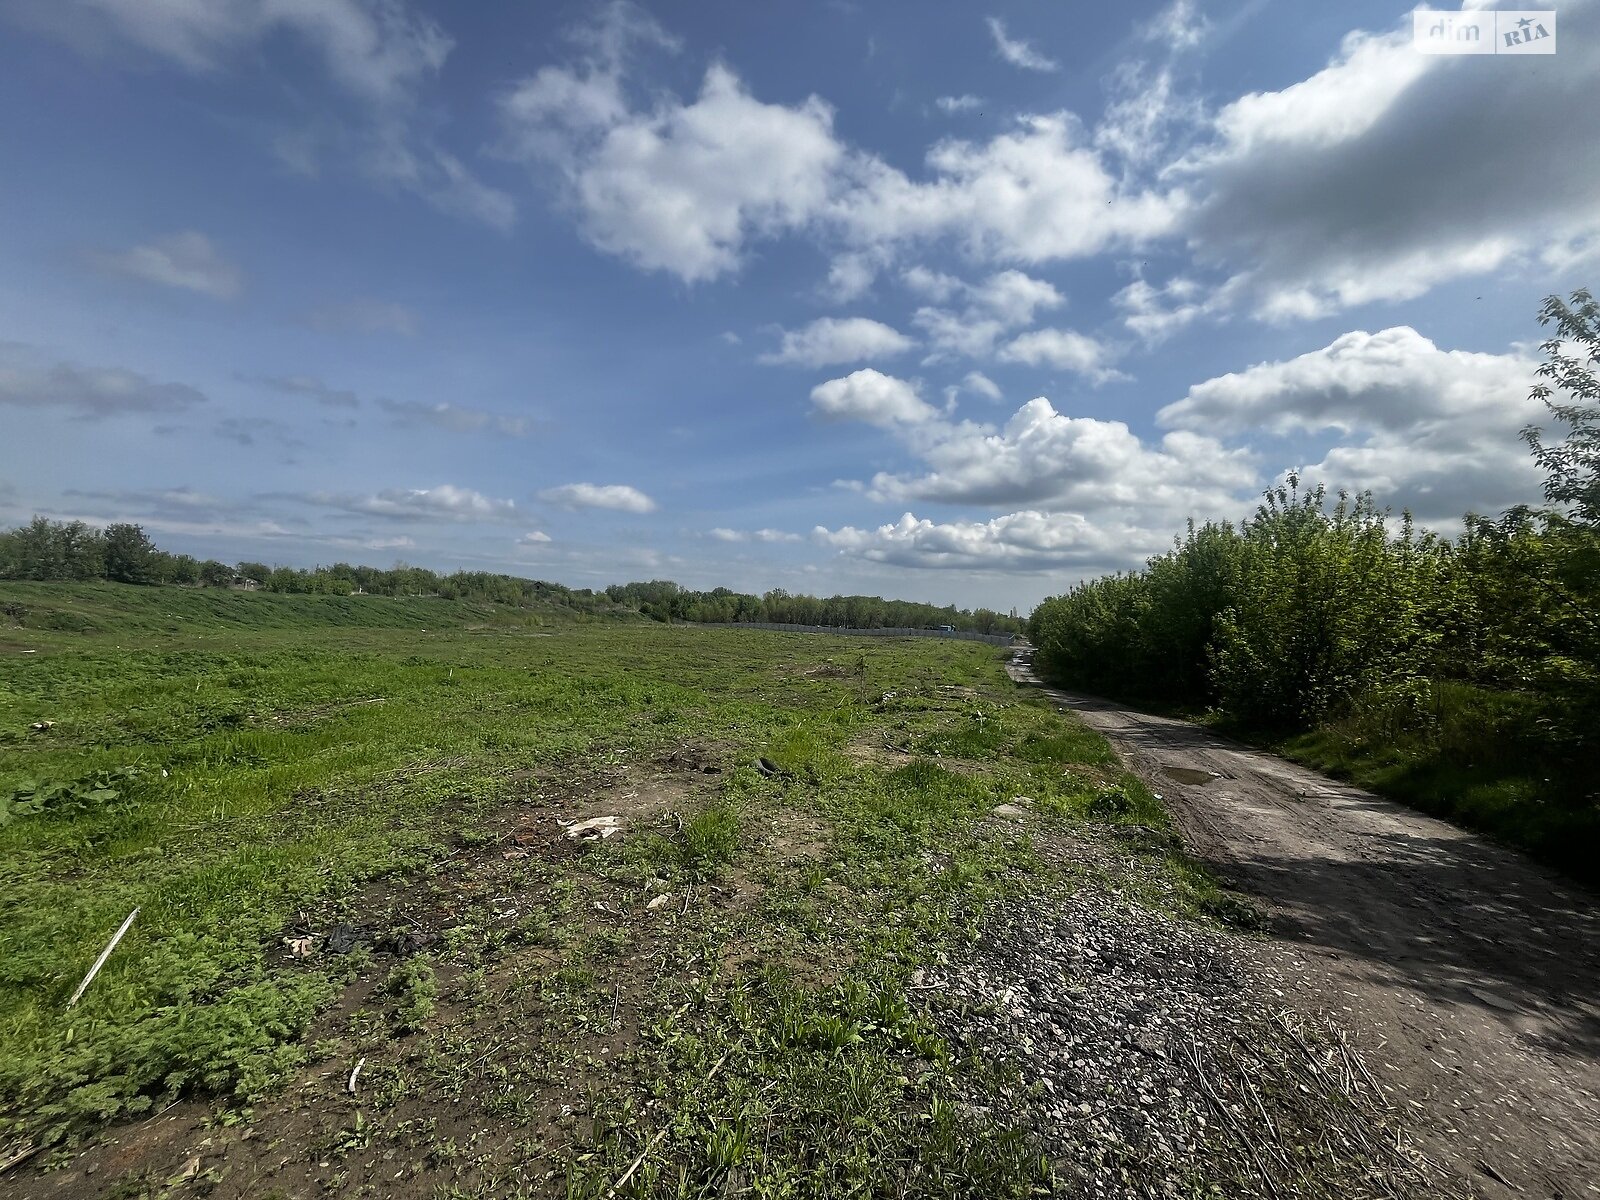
(67, 907, 139, 1008)
(347, 1057, 367, 1096)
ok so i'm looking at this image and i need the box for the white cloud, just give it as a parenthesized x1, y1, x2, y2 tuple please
(1142, 0, 1209, 52)
(823, 250, 886, 302)
(865, 396, 1254, 510)
(759, 317, 915, 367)
(1159, 327, 1534, 436)
(985, 16, 1058, 72)
(960, 370, 1003, 402)
(902, 266, 964, 303)
(814, 510, 1157, 571)
(1158, 326, 1545, 520)
(501, 9, 1179, 283)
(91, 231, 242, 298)
(503, 60, 843, 282)
(0, 343, 209, 418)
(709, 527, 802, 543)
(538, 482, 657, 513)
(518, 530, 552, 545)
(301, 484, 519, 522)
(998, 329, 1126, 383)
(810, 369, 939, 428)
(1112, 274, 1222, 343)
(305, 299, 419, 336)
(910, 268, 1065, 359)
(835, 114, 1181, 264)
(1095, 64, 1204, 167)
(1169, 4, 1600, 318)
(936, 94, 984, 113)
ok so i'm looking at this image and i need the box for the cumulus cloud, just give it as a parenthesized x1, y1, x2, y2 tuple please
(835, 113, 1181, 264)
(1169, 3, 1600, 318)
(1159, 326, 1545, 520)
(866, 396, 1254, 509)
(91, 231, 242, 298)
(0, 343, 208, 418)
(501, 9, 1178, 283)
(503, 56, 843, 282)
(538, 482, 657, 513)
(815, 510, 1160, 572)
(759, 317, 915, 367)
(518, 530, 552, 545)
(936, 94, 984, 113)
(998, 328, 1126, 383)
(985, 16, 1058, 72)
(810, 369, 939, 428)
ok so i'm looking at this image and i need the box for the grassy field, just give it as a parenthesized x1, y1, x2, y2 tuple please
(0, 582, 1217, 1197)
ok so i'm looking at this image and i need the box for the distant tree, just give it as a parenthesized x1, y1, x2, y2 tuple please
(199, 560, 233, 587)
(236, 561, 271, 585)
(166, 554, 201, 585)
(103, 523, 159, 584)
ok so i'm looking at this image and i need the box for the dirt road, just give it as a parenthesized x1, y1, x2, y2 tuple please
(1010, 651, 1600, 1199)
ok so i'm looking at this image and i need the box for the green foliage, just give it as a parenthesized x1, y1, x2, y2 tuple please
(1525, 287, 1600, 525)
(0, 766, 144, 828)
(382, 960, 438, 1034)
(102, 523, 160, 585)
(678, 799, 741, 877)
(0, 518, 1022, 634)
(604, 578, 1023, 633)
(1028, 291, 1600, 880)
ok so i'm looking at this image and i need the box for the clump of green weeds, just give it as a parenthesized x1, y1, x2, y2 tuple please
(382, 959, 438, 1035)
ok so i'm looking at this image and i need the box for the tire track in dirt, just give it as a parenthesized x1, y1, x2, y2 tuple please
(1010, 651, 1600, 1200)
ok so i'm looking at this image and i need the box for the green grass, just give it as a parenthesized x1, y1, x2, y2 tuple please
(1270, 680, 1599, 885)
(0, 581, 1228, 1195)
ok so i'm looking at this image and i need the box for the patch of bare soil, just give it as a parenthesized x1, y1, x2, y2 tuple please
(13, 750, 733, 1200)
(1009, 652, 1600, 1200)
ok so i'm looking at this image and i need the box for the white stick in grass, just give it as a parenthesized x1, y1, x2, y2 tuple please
(67, 907, 139, 1008)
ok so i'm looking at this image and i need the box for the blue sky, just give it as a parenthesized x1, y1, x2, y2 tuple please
(1, 0, 1595, 610)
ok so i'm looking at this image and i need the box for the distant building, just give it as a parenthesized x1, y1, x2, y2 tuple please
(230, 576, 260, 591)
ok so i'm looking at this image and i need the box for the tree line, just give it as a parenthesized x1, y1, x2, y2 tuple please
(602, 579, 1021, 633)
(0, 520, 1022, 634)
(1027, 290, 1600, 871)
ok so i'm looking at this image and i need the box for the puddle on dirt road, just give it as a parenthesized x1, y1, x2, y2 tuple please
(1162, 766, 1222, 786)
